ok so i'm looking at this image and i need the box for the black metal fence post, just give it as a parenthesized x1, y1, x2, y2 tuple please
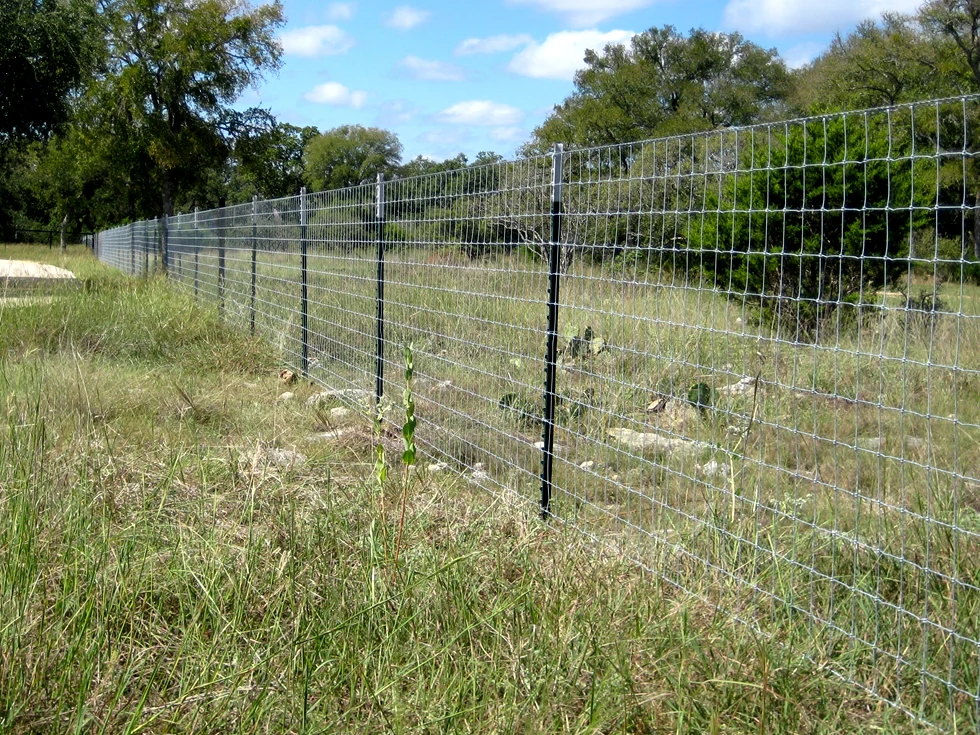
(130, 223, 135, 274)
(160, 214, 168, 274)
(193, 208, 199, 298)
(218, 206, 226, 314)
(300, 187, 309, 375)
(375, 173, 386, 410)
(251, 195, 258, 335)
(540, 144, 564, 519)
(145, 219, 151, 275)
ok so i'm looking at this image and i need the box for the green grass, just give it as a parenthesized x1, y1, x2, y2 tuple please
(0, 245, 947, 732)
(151, 235, 980, 730)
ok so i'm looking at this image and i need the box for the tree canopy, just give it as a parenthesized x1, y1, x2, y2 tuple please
(81, 0, 284, 216)
(0, 0, 97, 144)
(794, 13, 972, 112)
(231, 120, 320, 201)
(9, 0, 980, 256)
(921, 0, 980, 90)
(526, 27, 794, 152)
(304, 125, 404, 192)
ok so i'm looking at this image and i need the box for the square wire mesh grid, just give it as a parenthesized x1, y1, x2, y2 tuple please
(97, 95, 980, 730)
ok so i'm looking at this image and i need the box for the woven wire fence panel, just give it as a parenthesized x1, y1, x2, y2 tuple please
(249, 196, 305, 368)
(96, 222, 142, 274)
(383, 156, 552, 507)
(550, 97, 980, 729)
(306, 184, 377, 395)
(94, 94, 980, 730)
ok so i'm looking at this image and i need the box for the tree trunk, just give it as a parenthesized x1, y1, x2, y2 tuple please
(160, 171, 174, 274)
(59, 213, 68, 253)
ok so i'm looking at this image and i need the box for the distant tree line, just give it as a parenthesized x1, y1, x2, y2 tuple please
(4, 0, 980, 338)
(0, 0, 464, 237)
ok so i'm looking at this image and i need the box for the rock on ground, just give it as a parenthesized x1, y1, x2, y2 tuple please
(306, 389, 372, 407)
(0, 260, 76, 280)
(607, 427, 709, 457)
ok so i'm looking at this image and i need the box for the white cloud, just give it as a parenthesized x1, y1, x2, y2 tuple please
(723, 0, 921, 36)
(435, 100, 525, 126)
(507, 0, 656, 26)
(507, 29, 635, 80)
(398, 56, 466, 81)
(489, 126, 526, 142)
(304, 82, 368, 108)
(377, 100, 420, 126)
(325, 2, 354, 21)
(384, 5, 430, 30)
(781, 41, 827, 68)
(279, 25, 355, 57)
(419, 129, 469, 145)
(455, 34, 533, 55)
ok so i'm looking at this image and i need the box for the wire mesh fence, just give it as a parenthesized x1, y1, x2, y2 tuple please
(95, 94, 980, 730)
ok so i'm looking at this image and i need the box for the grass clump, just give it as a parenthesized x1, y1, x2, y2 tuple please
(1, 278, 276, 377)
(0, 246, 943, 732)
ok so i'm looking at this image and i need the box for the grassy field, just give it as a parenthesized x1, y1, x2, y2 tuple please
(0, 243, 951, 732)
(144, 232, 980, 730)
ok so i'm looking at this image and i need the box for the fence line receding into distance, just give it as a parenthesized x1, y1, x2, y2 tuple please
(96, 95, 980, 730)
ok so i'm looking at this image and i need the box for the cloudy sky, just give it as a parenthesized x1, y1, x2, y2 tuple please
(247, 0, 924, 162)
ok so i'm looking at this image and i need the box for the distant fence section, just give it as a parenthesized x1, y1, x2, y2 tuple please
(7, 228, 95, 247)
(96, 95, 980, 730)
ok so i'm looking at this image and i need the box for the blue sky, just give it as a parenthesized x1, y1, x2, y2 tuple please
(244, 0, 923, 162)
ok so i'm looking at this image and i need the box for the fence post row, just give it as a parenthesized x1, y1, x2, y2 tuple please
(375, 173, 386, 411)
(136, 154, 567, 519)
(300, 187, 310, 375)
(540, 144, 564, 519)
(251, 195, 258, 336)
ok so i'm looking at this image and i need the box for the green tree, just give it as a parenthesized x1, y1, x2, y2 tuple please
(303, 125, 403, 191)
(0, 0, 99, 237)
(921, 0, 980, 90)
(232, 120, 320, 201)
(164, 109, 313, 209)
(525, 26, 794, 152)
(82, 0, 284, 218)
(0, 0, 97, 144)
(797, 5, 980, 264)
(795, 14, 966, 112)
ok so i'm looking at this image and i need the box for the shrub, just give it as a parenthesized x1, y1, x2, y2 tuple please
(688, 114, 938, 341)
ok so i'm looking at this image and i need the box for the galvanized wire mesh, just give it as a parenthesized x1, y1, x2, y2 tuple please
(96, 95, 980, 730)
(96, 219, 159, 276)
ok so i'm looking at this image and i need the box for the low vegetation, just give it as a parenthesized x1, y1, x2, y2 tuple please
(156, 230, 980, 731)
(0, 245, 942, 732)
